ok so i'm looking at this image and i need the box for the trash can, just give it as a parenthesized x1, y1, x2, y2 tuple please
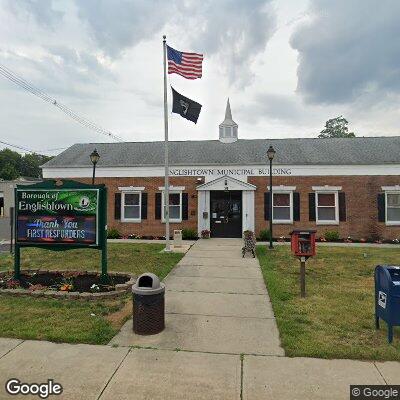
(174, 229, 182, 247)
(375, 265, 400, 343)
(132, 273, 165, 335)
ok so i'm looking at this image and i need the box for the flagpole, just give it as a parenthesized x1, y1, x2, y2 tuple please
(163, 35, 171, 252)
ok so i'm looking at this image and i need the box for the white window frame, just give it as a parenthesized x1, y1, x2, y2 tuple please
(272, 191, 293, 224)
(314, 190, 339, 225)
(384, 190, 400, 226)
(161, 190, 183, 223)
(121, 191, 142, 223)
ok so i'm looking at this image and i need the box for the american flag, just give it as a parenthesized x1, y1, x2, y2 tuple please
(167, 45, 203, 80)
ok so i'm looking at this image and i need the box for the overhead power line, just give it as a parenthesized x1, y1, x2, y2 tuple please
(0, 139, 67, 155)
(0, 63, 124, 142)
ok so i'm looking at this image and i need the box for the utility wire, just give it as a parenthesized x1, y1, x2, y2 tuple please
(0, 63, 124, 142)
(0, 140, 67, 155)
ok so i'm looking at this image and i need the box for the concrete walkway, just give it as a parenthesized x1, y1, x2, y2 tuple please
(110, 238, 284, 356)
(0, 239, 399, 399)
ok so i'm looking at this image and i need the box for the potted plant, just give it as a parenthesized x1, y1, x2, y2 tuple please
(201, 229, 210, 239)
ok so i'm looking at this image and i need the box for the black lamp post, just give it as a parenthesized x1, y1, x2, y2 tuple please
(267, 145, 276, 250)
(90, 149, 100, 185)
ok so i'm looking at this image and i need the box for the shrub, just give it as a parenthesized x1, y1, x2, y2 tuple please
(324, 230, 340, 242)
(107, 228, 121, 239)
(182, 228, 198, 240)
(258, 229, 271, 241)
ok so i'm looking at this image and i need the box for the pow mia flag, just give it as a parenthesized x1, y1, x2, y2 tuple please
(171, 87, 202, 124)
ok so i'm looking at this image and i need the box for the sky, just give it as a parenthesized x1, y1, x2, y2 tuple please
(1, 0, 400, 156)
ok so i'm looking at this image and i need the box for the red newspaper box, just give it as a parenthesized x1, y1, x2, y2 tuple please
(290, 229, 316, 258)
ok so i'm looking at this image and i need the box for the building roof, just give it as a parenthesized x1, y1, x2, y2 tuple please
(42, 136, 400, 168)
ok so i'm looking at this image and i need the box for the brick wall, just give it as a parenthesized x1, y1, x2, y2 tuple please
(69, 175, 400, 240)
(249, 175, 400, 240)
(74, 176, 199, 237)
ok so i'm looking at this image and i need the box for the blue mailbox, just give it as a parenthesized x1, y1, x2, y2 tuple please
(375, 265, 400, 343)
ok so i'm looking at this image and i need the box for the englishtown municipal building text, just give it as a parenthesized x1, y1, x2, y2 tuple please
(169, 167, 292, 177)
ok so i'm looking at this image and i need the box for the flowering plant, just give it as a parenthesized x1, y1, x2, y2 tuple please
(201, 230, 210, 239)
(5, 279, 20, 289)
(90, 284, 100, 292)
(60, 283, 73, 292)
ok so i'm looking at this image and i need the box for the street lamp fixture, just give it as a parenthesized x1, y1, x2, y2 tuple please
(90, 149, 100, 185)
(267, 145, 275, 249)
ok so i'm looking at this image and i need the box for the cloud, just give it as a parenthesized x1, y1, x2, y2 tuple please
(75, 0, 178, 58)
(74, 0, 276, 87)
(7, 0, 63, 28)
(290, 0, 400, 104)
(181, 0, 277, 87)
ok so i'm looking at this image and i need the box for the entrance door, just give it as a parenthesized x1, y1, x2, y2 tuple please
(210, 191, 242, 238)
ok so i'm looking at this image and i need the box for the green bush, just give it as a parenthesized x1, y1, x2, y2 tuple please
(324, 230, 340, 242)
(182, 228, 198, 240)
(258, 229, 271, 241)
(107, 228, 121, 239)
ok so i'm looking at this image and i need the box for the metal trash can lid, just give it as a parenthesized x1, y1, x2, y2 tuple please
(132, 272, 165, 295)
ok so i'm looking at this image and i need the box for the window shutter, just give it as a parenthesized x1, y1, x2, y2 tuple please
(339, 192, 346, 222)
(141, 193, 148, 220)
(309, 193, 316, 221)
(264, 192, 270, 220)
(293, 192, 300, 221)
(155, 193, 162, 220)
(377, 193, 385, 222)
(114, 193, 121, 220)
(182, 193, 189, 220)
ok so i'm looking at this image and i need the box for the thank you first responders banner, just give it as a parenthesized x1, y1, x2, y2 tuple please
(16, 189, 99, 245)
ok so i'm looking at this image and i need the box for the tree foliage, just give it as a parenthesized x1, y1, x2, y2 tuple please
(318, 116, 356, 138)
(0, 148, 52, 180)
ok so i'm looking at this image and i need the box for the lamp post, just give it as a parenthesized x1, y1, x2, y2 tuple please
(90, 149, 100, 185)
(267, 145, 276, 250)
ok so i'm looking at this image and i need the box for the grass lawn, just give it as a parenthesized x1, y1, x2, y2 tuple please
(257, 245, 400, 361)
(0, 243, 184, 344)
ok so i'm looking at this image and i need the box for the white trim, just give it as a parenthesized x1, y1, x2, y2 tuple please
(42, 164, 400, 179)
(312, 185, 342, 191)
(384, 191, 400, 226)
(268, 185, 296, 191)
(382, 185, 400, 191)
(315, 191, 339, 225)
(161, 190, 182, 223)
(118, 186, 145, 191)
(272, 190, 293, 224)
(158, 186, 185, 191)
(196, 175, 256, 191)
(121, 191, 142, 223)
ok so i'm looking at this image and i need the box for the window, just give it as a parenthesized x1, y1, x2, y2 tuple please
(386, 192, 400, 224)
(315, 192, 338, 224)
(162, 191, 182, 222)
(121, 192, 141, 222)
(272, 192, 292, 224)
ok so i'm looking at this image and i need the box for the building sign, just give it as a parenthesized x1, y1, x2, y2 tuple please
(16, 189, 99, 245)
(169, 167, 292, 177)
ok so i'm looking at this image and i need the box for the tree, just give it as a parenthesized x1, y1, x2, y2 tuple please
(318, 116, 356, 138)
(0, 164, 18, 180)
(0, 148, 53, 180)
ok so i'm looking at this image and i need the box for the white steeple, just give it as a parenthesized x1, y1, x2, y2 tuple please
(219, 98, 238, 143)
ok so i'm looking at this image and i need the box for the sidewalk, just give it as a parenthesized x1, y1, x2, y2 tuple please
(110, 238, 283, 356)
(0, 238, 399, 399)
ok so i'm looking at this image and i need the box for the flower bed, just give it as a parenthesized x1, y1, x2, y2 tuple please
(0, 270, 135, 300)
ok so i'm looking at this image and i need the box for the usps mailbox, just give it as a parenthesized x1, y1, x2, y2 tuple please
(290, 229, 316, 258)
(375, 265, 400, 343)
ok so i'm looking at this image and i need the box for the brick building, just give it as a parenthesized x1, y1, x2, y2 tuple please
(42, 103, 400, 240)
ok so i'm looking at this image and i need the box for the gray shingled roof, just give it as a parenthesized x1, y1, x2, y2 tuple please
(42, 137, 400, 168)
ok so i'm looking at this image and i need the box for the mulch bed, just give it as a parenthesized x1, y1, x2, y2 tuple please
(16, 271, 129, 293)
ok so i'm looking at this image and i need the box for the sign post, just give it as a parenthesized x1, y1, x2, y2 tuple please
(13, 179, 108, 281)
